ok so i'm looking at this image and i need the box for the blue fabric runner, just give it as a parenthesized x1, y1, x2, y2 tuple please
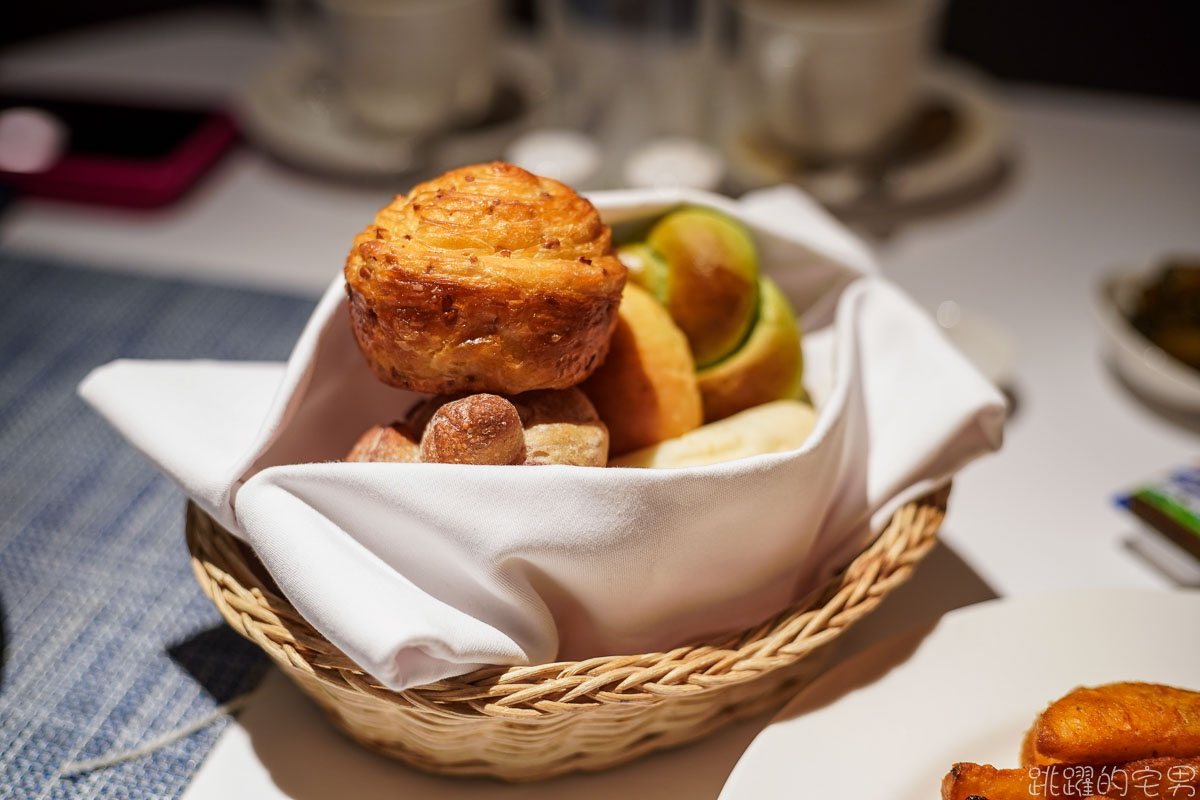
(0, 254, 318, 799)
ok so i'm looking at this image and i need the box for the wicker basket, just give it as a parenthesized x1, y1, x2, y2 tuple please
(185, 486, 947, 782)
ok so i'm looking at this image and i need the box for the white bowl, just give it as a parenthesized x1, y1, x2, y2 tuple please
(1092, 262, 1200, 411)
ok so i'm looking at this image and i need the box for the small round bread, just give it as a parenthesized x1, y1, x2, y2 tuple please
(346, 422, 421, 463)
(420, 394, 526, 465)
(582, 282, 702, 456)
(403, 389, 607, 466)
(511, 388, 608, 467)
(345, 162, 627, 395)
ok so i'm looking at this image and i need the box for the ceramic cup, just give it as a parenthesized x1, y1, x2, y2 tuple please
(735, 0, 941, 161)
(277, 0, 501, 134)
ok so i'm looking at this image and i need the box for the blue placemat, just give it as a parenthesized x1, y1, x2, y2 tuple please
(0, 254, 319, 799)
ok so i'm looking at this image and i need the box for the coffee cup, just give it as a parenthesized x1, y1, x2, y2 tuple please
(735, 0, 941, 161)
(275, 0, 501, 134)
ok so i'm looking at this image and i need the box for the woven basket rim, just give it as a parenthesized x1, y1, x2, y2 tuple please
(186, 485, 946, 719)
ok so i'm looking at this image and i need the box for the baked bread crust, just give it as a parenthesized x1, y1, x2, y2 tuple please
(420, 394, 526, 465)
(345, 388, 609, 467)
(345, 422, 421, 463)
(582, 283, 702, 456)
(512, 388, 608, 467)
(345, 162, 626, 395)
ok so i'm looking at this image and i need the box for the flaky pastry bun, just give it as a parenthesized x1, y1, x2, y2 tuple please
(345, 162, 626, 395)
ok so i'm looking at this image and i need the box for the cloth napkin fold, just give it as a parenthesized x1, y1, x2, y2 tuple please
(80, 186, 1005, 691)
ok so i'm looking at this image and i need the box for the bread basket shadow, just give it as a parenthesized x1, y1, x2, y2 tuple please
(185, 484, 947, 782)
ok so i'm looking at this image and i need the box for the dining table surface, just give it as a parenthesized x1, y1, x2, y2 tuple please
(1, 8, 1198, 799)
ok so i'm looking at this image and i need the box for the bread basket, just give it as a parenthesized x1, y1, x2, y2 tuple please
(186, 483, 947, 782)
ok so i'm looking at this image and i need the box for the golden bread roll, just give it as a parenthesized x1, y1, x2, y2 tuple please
(345, 162, 626, 395)
(611, 399, 817, 469)
(345, 422, 421, 463)
(581, 282, 702, 456)
(512, 388, 608, 467)
(697, 277, 804, 422)
(420, 394, 526, 465)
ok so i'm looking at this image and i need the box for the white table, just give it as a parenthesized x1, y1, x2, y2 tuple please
(4, 9, 1198, 798)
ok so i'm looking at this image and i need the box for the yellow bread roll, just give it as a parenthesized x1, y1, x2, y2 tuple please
(611, 399, 817, 469)
(697, 276, 804, 422)
(582, 282, 703, 456)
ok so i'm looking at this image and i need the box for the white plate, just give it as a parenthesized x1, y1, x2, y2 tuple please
(719, 589, 1200, 800)
(1093, 263, 1200, 411)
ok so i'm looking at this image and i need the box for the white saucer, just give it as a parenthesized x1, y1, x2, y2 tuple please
(718, 589, 1200, 799)
(237, 44, 551, 179)
(726, 63, 1011, 218)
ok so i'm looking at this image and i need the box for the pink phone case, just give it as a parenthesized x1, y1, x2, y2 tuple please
(1, 109, 238, 209)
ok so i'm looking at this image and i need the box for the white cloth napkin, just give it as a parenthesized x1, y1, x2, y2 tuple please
(80, 186, 1005, 691)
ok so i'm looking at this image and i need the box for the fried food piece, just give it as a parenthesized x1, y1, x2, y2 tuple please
(345, 162, 626, 395)
(1034, 683, 1200, 764)
(346, 422, 420, 463)
(942, 757, 1200, 800)
(1022, 712, 1061, 767)
(1022, 714, 1040, 765)
(943, 762, 1046, 800)
(420, 394, 525, 465)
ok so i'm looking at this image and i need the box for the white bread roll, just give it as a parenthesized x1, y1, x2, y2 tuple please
(611, 399, 816, 469)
